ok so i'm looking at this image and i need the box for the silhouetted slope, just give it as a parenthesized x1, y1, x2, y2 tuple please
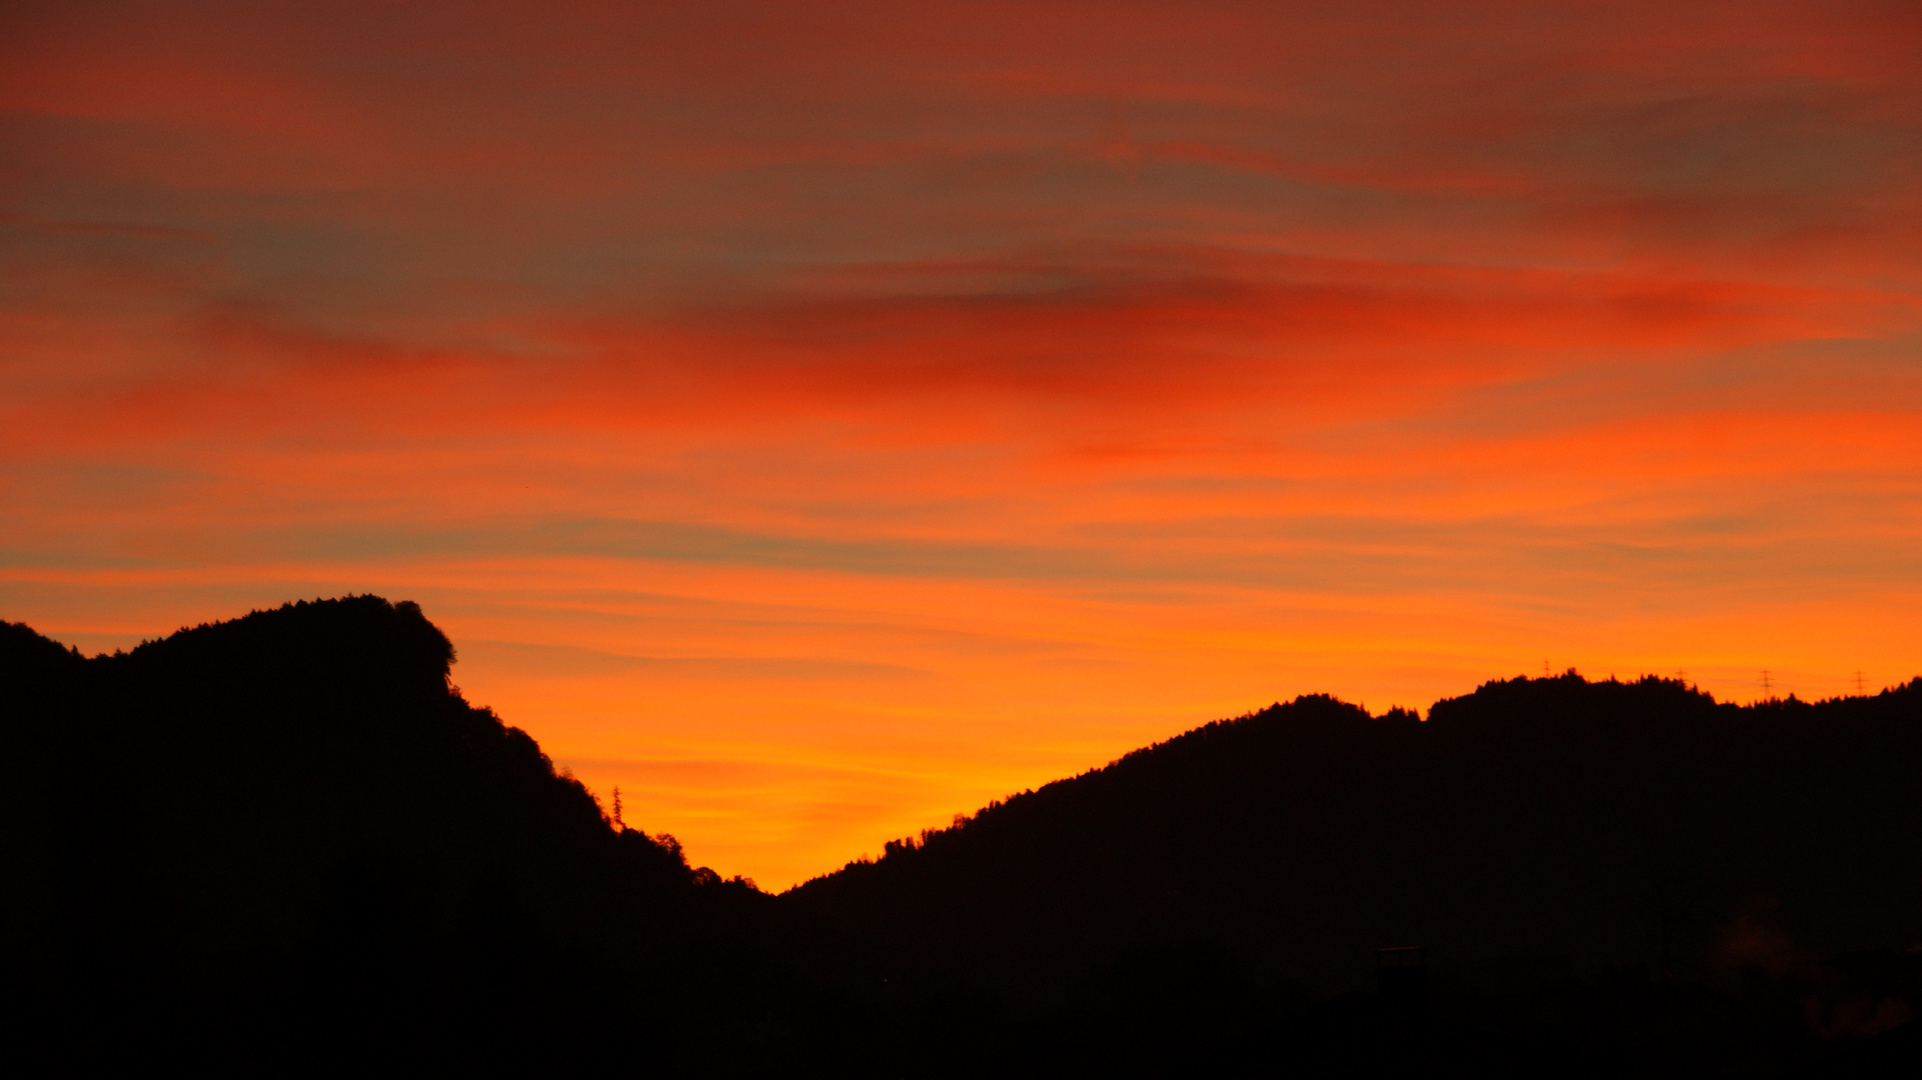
(9, 599, 1921, 1074)
(0, 597, 768, 1069)
(794, 677, 1922, 1007)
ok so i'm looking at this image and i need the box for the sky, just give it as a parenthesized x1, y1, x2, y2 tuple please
(4, 0, 1920, 888)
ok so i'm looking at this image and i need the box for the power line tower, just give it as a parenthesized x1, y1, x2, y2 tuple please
(1854, 670, 1867, 696)
(1760, 670, 1773, 698)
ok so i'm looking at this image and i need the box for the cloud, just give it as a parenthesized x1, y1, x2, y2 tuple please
(4, 0, 1920, 886)
(459, 637, 929, 682)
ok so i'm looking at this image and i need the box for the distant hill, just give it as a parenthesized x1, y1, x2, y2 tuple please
(794, 677, 1922, 1005)
(7, 596, 1921, 1074)
(0, 597, 780, 1070)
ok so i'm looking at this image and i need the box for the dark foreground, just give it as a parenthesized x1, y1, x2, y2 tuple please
(3, 596, 1920, 1075)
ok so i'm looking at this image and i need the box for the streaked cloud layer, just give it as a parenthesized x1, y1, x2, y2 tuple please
(5, 1, 1920, 886)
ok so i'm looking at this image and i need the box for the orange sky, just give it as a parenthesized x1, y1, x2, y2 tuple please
(4, 1, 1921, 888)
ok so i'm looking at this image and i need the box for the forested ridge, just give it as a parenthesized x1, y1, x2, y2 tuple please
(0, 598, 822, 1071)
(5, 596, 1921, 1075)
(798, 676, 1922, 1001)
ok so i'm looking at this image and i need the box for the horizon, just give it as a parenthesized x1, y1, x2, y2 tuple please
(14, 589, 1922, 1071)
(16, 594, 1918, 889)
(4, 1, 1920, 890)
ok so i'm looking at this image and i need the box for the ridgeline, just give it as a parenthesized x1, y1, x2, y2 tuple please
(4, 596, 1920, 1075)
(798, 676, 1922, 1000)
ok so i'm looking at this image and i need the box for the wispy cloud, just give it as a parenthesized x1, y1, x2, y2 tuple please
(3, 0, 1919, 886)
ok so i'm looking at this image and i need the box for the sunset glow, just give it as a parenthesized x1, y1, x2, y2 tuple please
(4, 1, 1920, 887)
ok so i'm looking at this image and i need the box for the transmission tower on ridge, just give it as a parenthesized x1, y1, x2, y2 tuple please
(1761, 669, 1773, 698)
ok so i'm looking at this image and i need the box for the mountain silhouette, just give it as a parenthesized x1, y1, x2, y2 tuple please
(793, 678, 1922, 1073)
(4, 596, 1921, 1075)
(0, 597, 794, 1071)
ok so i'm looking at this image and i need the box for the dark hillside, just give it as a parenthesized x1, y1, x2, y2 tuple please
(795, 676, 1922, 1012)
(0, 597, 776, 1070)
(8, 597, 1921, 1075)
